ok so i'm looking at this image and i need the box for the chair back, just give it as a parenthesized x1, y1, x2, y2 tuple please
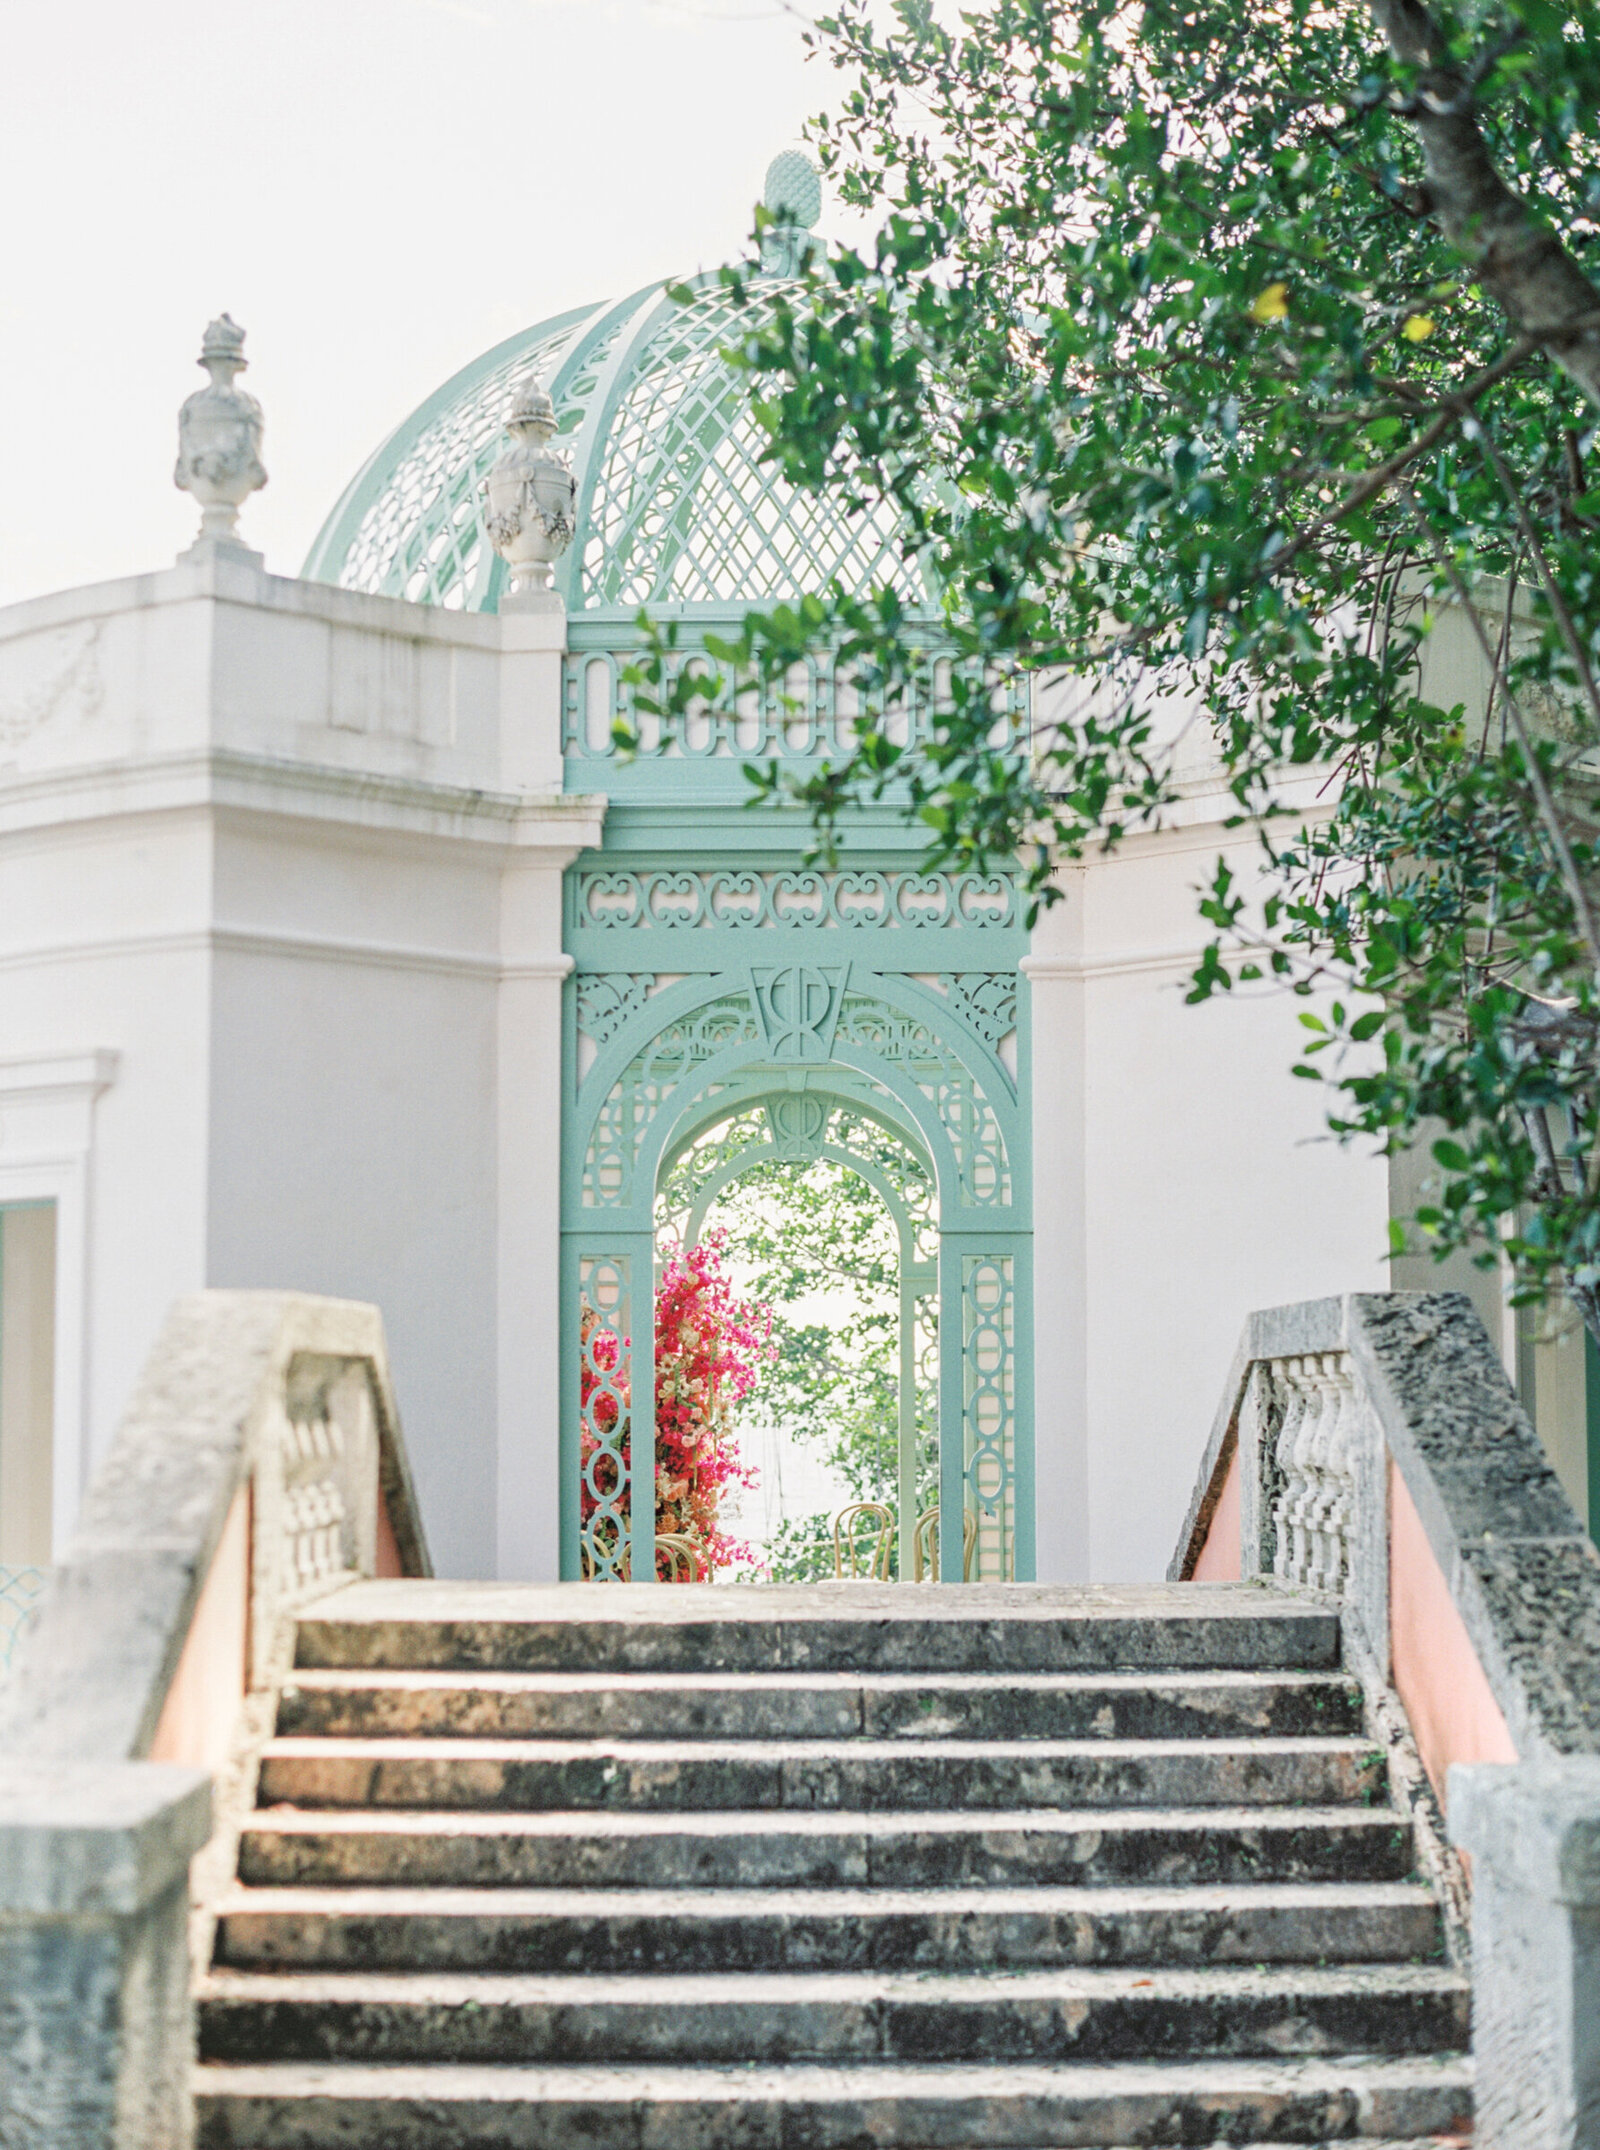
(832, 1501, 896, 1580)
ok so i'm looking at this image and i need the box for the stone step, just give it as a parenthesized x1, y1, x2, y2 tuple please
(295, 1579, 1341, 1676)
(255, 1734, 1385, 1813)
(197, 1960, 1470, 2066)
(275, 1666, 1365, 1744)
(240, 1802, 1416, 1891)
(212, 1880, 1442, 1975)
(192, 2052, 1473, 2148)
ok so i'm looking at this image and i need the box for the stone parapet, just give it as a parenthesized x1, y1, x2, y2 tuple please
(0, 1291, 434, 2148)
(1175, 1289, 1600, 2150)
(1453, 1759, 1600, 2150)
(0, 1761, 210, 2149)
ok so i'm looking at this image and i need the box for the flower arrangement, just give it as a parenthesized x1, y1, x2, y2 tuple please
(579, 1231, 767, 1579)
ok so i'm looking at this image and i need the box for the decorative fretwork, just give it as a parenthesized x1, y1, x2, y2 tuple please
(656, 1108, 772, 1241)
(578, 1256, 633, 1582)
(962, 1255, 1016, 1582)
(565, 645, 1026, 762)
(583, 992, 762, 1209)
(581, 285, 923, 609)
(329, 322, 584, 610)
(576, 973, 657, 1052)
(570, 868, 1019, 935)
(940, 974, 1019, 1050)
(835, 993, 1010, 1207)
(308, 279, 937, 616)
(655, 1099, 938, 1259)
(829, 1107, 938, 1266)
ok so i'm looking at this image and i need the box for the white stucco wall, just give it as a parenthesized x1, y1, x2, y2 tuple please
(0, 809, 212, 1523)
(1028, 809, 1391, 1584)
(0, 544, 1397, 1584)
(0, 553, 599, 1571)
(203, 817, 510, 1573)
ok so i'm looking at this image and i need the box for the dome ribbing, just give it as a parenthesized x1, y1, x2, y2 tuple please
(304, 273, 924, 619)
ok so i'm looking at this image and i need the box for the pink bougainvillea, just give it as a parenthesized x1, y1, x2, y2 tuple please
(579, 1231, 768, 1579)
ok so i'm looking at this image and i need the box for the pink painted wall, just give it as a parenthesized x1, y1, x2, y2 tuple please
(1388, 1458, 1517, 1807)
(148, 1483, 251, 1770)
(147, 1478, 406, 1769)
(1190, 1448, 1242, 1581)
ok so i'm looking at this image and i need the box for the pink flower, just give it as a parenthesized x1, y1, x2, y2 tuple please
(579, 1229, 772, 1578)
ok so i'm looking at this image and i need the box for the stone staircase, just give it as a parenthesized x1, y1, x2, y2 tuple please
(194, 1580, 1473, 2147)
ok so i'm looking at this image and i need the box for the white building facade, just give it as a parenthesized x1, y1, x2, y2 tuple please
(0, 181, 1399, 1586)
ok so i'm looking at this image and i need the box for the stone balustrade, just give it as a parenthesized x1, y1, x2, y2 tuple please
(0, 1291, 430, 2150)
(1176, 1290, 1600, 2150)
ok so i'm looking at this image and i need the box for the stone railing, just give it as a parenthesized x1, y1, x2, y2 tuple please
(0, 1290, 431, 2149)
(1176, 1290, 1600, 2150)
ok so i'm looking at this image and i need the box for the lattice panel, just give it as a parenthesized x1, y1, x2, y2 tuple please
(583, 992, 762, 1210)
(835, 993, 1010, 1208)
(570, 868, 1020, 935)
(581, 286, 924, 609)
(332, 322, 586, 609)
(311, 278, 937, 617)
(963, 1255, 1015, 1581)
(578, 1254, 633, 1582)
(0, 1564, 46, 1674)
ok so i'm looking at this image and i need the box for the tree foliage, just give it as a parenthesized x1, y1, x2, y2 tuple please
(703, 1156, 937, 1581)
(638, 0, 1600, 1336)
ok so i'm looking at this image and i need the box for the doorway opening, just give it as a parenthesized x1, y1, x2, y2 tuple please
(657, 1106, 940, 1580)
(0, 1199, 56, 1666)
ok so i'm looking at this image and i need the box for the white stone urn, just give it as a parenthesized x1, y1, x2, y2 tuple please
(174, 315, 267, 546)
(481, 379, 576, 597)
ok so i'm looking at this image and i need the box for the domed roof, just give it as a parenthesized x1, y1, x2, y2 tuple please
(304, 164, 925, 619)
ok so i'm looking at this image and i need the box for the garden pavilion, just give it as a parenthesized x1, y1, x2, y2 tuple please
(0, 157, 1388, 1595)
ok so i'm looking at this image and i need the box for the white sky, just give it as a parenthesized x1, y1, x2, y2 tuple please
(0, 0, 871, 608)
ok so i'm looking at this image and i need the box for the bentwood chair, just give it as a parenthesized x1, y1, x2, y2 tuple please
(832, 1501, 896, 1581)
(910, 1506, 979, 1582)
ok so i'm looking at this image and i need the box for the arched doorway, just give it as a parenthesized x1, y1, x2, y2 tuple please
(560, 866, 1033, 1584)
(658, 1094, 939, 1577)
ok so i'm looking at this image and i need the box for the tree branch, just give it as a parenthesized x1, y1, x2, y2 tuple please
(1367, 0, 1600, 410)
(1468, 422, 1600, 742)
(1398, 480, 1600, 975)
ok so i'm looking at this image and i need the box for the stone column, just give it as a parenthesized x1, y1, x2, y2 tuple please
(493, 577, 606, 1579)
(1452, 1758, 1600, 2149)
(497, 863, 575, 1582)
(0, 1761, 211, 2149)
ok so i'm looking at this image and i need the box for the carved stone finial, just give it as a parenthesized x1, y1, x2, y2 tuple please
(174, 313, 267, 551)
(480, 376, 576, 602)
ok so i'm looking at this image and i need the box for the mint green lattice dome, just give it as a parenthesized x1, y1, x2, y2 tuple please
(305, 186, 923, 617)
